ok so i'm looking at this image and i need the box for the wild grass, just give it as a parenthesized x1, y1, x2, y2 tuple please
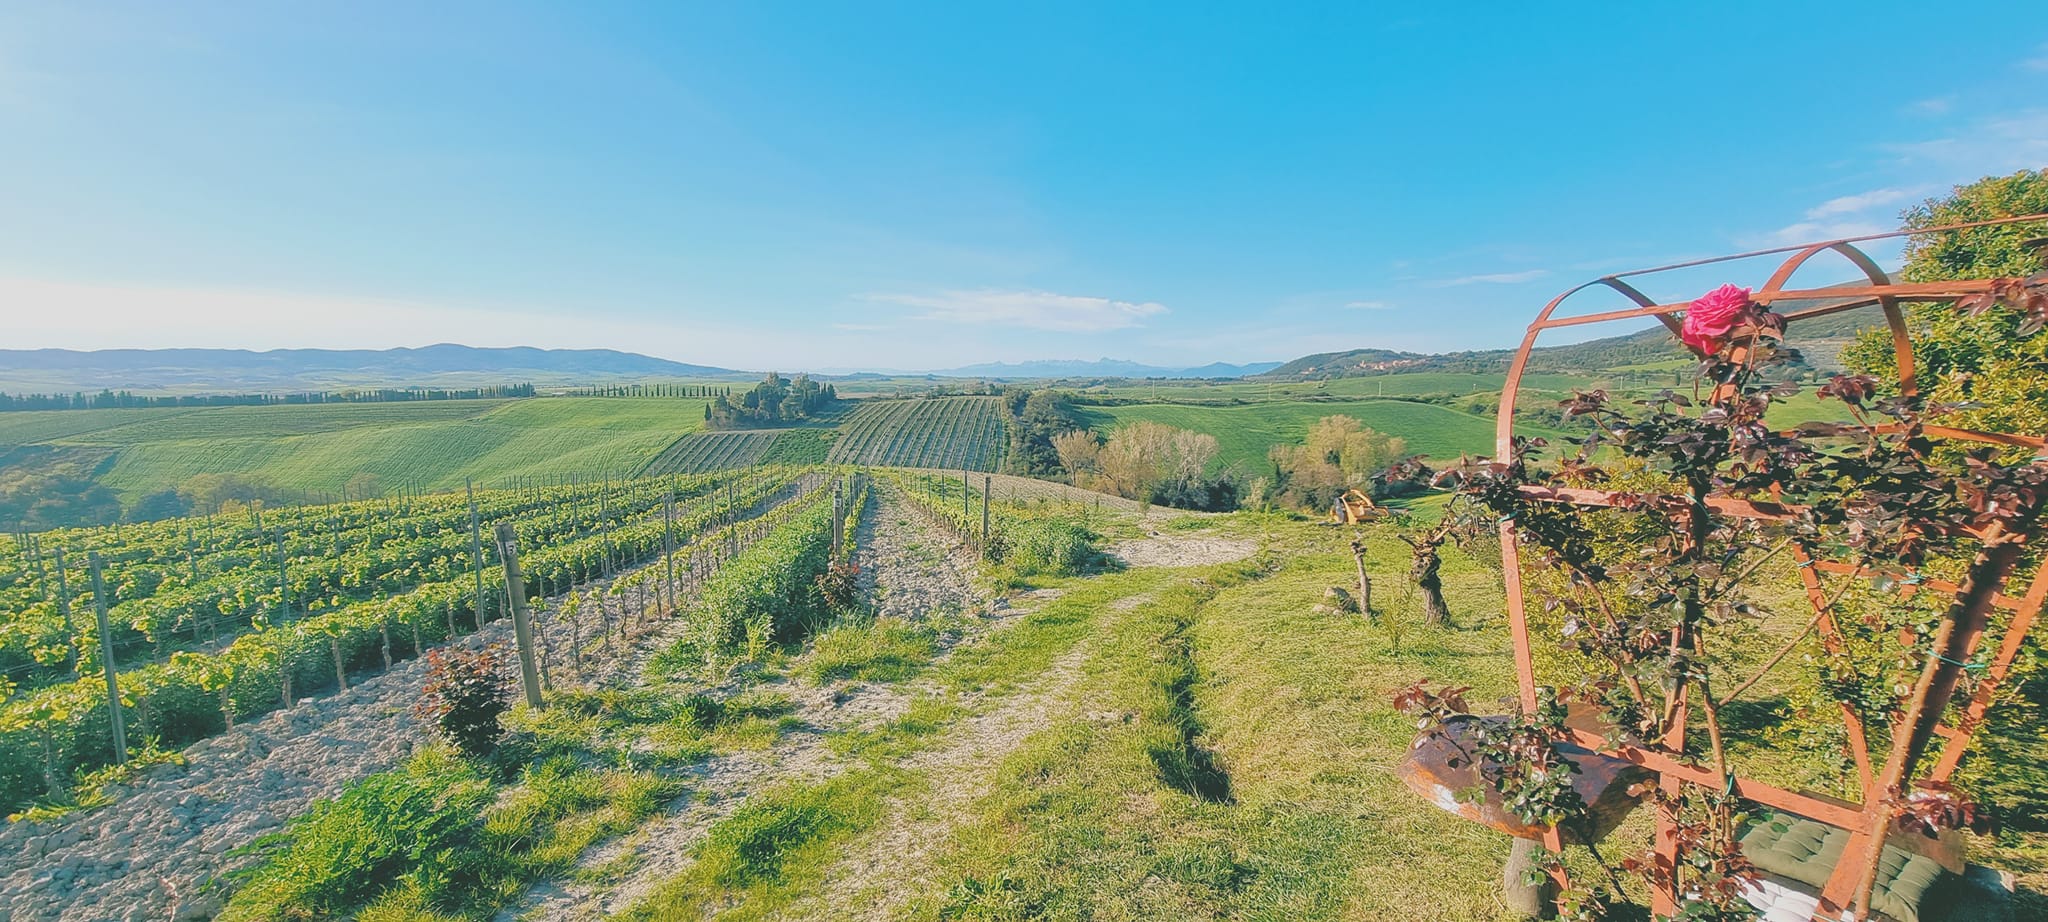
(802, 615, 939, 684)
(904, 525, 1533, 921)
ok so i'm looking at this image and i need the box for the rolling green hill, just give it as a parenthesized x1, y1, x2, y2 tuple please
(11, 397, 708, 500)
(1078, 399, 1552, 473)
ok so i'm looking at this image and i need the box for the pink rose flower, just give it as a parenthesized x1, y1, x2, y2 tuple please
(1681, 284, 1754, 353)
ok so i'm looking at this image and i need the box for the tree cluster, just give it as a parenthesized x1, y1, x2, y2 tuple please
(1054, 421, 1238, 510)
(1255, 415, 1408, 512)
(1004, 388, 1086, 477)
(0, 384, 536, 412)
(705, 373, 836, 428)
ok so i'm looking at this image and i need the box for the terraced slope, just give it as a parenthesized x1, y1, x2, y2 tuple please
(827, 397, 1008, 471)
(641, 430, 781, 475)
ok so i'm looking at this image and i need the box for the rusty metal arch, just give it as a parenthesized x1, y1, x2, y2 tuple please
(1486, 214, 2048, 920)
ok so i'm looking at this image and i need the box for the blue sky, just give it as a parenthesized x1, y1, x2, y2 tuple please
(2, 2, 2045, 371)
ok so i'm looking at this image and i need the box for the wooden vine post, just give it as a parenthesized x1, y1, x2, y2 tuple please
(494, 523, 546, 709)
(51, 546, 78, 675)
(87, 552, 127, 766)
(982, 474, 992, 549)
(467, 478, 485, 628)
(1349, 538, 1372, 618)
(663, 492, 678, 616)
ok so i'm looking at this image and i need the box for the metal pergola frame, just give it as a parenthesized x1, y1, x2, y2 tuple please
(1492, 214, 2048, 919)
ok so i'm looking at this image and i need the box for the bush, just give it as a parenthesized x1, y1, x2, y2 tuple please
(686, 500, 835, 659)
(1004, 519, 1107, 577)
(414, 645, 511, 758)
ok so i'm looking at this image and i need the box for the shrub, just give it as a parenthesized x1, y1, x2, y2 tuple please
(1004, 519, 1106, 577)
(414, 644, 511, 758)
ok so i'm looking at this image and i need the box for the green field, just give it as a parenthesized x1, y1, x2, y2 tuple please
(1089, 370, 1604, 402)
(10, 397, 708, 498)
(1078, 399, 1549, 472)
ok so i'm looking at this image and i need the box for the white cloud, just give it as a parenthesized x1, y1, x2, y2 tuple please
(2024, 42, 2048, 72)
(1745, 219, 1890, 248)
(830, 322, 890, 332)
(1906, 96, 1954, 117)
(1743, 185, 1938, 249)
(1344, 300, 1393, 310)
(1882, 109, 2048, 175)
(1425, 269, 1549, 288)
(861, 289, 1167, 332)
(1805, 187, 1917, 218)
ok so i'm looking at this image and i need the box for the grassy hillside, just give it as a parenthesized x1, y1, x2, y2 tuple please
(15, 397, 707, 498)
(1079, 399, 1546, 472)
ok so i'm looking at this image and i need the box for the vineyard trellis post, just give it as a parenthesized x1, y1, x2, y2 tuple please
(493, 523, 545, 709)
(663, 492, 678, 616)
(87, 552, 127, 766)
(51, 545, 79, 675)
(467, 478, 485, 629)
(982, 474, 991, 548)
(275, 530, 291, 623)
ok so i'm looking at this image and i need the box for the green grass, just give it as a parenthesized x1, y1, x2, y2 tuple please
(801, 616, 940, 684)
(26, 397, 710, 499)
(1078, 399, 1556, 471)
(914, 538, 1525, 922)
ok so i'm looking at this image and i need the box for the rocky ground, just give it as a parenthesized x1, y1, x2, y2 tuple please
(0, 478, 824, 922)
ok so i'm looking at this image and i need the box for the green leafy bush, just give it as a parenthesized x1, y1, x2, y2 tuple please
(678, 497, 836, 662)
(1003, 519, 1106, 577)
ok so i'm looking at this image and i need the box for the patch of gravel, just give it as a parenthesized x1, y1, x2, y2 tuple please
(1110, 531, 1259, 568)
(0, 478, 825, 922)
(494, 484, 996, 921)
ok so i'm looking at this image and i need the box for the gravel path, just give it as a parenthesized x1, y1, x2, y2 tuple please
(496, 484, 995, 920)
(1111, 530, 1259, 568)
(0, 478, 824, 922)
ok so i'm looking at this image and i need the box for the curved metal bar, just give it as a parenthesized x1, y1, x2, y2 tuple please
(1759, 241, 1914, 395)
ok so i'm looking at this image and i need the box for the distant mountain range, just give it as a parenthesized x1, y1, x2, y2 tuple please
(921, 358, 1284, 379)
(0, 345, 750, 393)
(1260, 293, 1881, 380)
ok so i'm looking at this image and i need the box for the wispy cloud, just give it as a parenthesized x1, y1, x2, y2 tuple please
(1906, 96, 1954, 117)
(1882, 109, 2048, 174)
(1424, 269, 1549, 288)
(862, 289, 1168, 332)
(1344, 300, 1394, 310)
(2024, 42, 2048, 72)
(1805, 187, 1918, 218)
(830, 322, 890, 332)
(1743, 185, 1937, 248)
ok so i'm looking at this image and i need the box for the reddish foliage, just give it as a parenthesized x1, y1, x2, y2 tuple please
(414, 643, 511, 757)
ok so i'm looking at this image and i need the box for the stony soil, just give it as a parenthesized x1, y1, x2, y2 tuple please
(0, 478, 824, 922)
(1110, 530, 1259, 568)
